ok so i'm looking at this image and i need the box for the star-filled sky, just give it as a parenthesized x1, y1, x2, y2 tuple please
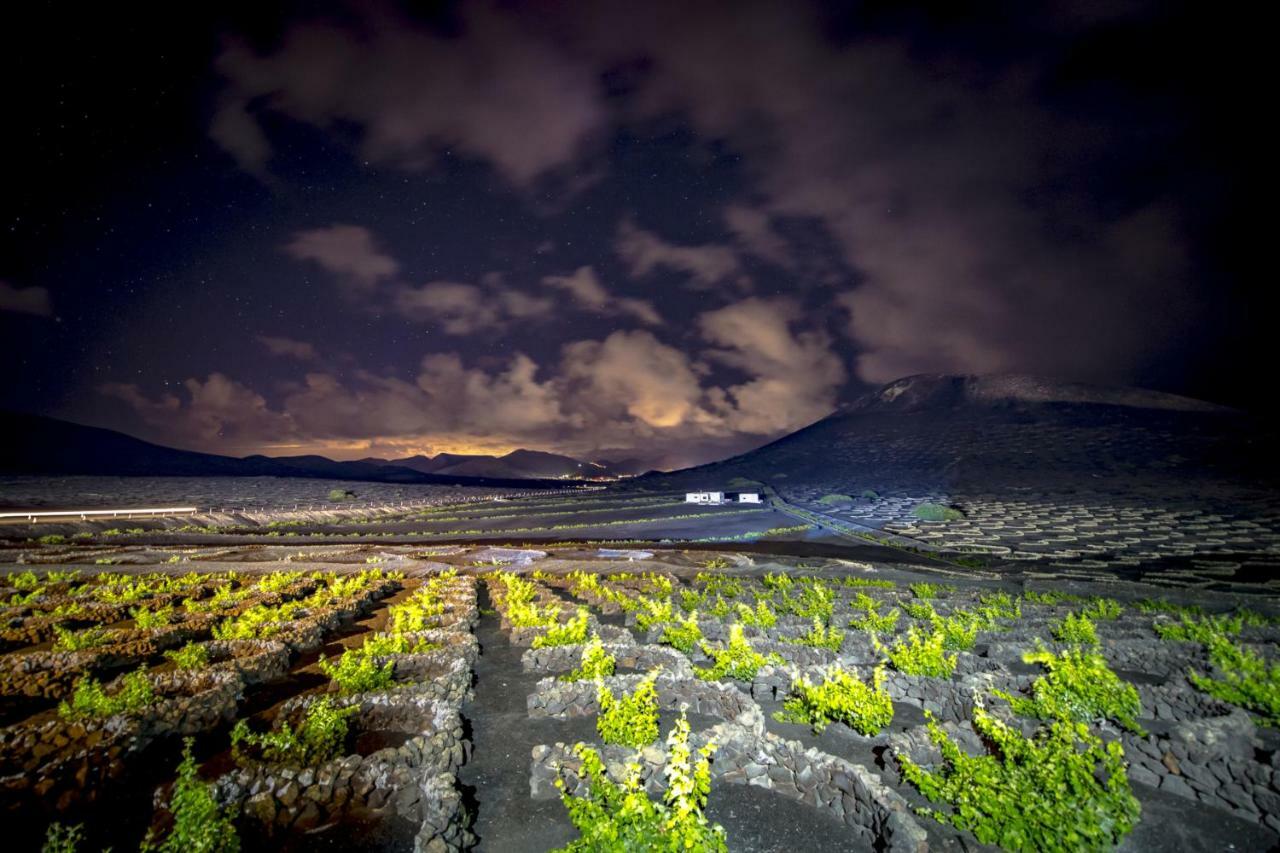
(0, 1, 1262, 469)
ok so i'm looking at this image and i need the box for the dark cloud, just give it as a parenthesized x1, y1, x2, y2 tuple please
(3, 1, 1257, 466)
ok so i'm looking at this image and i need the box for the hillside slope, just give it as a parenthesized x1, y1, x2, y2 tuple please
(632, 374, 1278, 498)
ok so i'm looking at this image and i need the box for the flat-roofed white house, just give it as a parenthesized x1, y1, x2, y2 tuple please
(686, 491, 761, 505)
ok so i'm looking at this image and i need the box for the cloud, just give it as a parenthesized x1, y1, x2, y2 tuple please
(0, 281, 53, 317)
(211, 6, 605, 185)
(101, 296, 847, 463)
(543, 266, 662, 325)
(393, 276, 554, 334)
(564, 2, 1198, 386)
(101, 374, 294, 449)
(615, 220, 744, 290)
(257, 335, 319, 361)
(699, 298, 846, 433)
(561, 330, 706, 429)
(283, 225, 399, 292)
(724, 205, 794, 269)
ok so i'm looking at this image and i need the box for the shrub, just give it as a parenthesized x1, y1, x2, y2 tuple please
(59, 667, 155, 719)
(562, 635, 616, 682)
(37, 534, 67, 545)
(10, 570, 41, 590)
(597, 672, 660, 747)
(931, 612, 980, 651)
(700, 556, 732, 570)
(912, 503, 963, 522)
(319, 649, 395, 695)
(1154, 613, 1242, 644)
(909, 582, 947, 599)
(995, 644, 1145, 734)
(358, 633, 440, 657)
(1023, 590, 1083, 606)
(786, 617, 845, 651)
(554, 715, 725, 852)
(776, 665, 894, 734)
(1080, 597, 1123, 621)
(631, 596, 672, 632)
(977, 592, 1022, 620)
(843, 576, 895, 589)
(899, 708, 1139, 852)
(327, 489, 356, 502)
(1188, 634, 1280, 727)
(1052, 612, 1099, 646)
(53, 624, 111, 651)
(131, 606, 173, 629)
(736, 599, 777, 628)
(534, 607, 591, 648)
(817, 494, 854, 505)
(903, 600, 937, 620)
(695, 624, 779, 682)
(142, 739, 239, 853)
(230, 697, 356, 766)
(661, 613, 703, 653)
(848, 605, 900, 634)
(780, 583, 835, 623)
(762, 572, 793, 591)
(879, 627, 957, 678)
(166, 643, 210, 670)
(41, 822, 84, 853)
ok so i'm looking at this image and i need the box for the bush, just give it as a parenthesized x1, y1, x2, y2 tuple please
(695, 624, 779, 682)
(358, 633, 440, 657)
(899, 708, 1140, 852)
(534, 607, 591, 648)
(165, 643, 210, 670)
(231, 697, 356, 766)
(597, 672, 660, 747)
(142, 739, 239, 853)
(931, 612, 980, 651)
(1154, 612, 1242, 644)
(1080, 597, 1122, 621)
(661, 613, 703, 653)
(996, 644, 1145, 734)
(53, 624, 111, 652)
(41, 822, 84, 853)
(1188, 633, 1280, 727)
(843, 576, 895, 589)
(786, 617, 845, 651)
(880, 627, 957, 678)
(59, 668, 155, 719)
(848, 605, 900, 634)
(131, 606, 173, 629)
(817, 494, 854, 505)
(912, 503, 963, 522)
(327, 489, 356, 502)
(776, 665, 894, 734)
(1052, 612, 1099, 646)
(903, 600, 937, 620)
(554, 715, 725, 852)
(562, 635, 616, 682)
(736, 599, 777, 628)
(319, 649, 395, 695)
(909, 582, 949, 599)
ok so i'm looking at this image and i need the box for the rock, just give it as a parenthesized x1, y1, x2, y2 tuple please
(1160, 774, 1194, 800)
(1161, 751, 1182, 775)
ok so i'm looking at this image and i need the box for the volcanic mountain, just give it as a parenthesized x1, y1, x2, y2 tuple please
(0, 411, 580, 488)
(632, 374, 1280, 499)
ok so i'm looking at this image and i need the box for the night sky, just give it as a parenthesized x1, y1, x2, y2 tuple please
(0, 1, 1262, 469)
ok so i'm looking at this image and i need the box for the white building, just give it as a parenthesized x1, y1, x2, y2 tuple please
(737, 492, 762, 504)
(685, 492, 725, 505)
